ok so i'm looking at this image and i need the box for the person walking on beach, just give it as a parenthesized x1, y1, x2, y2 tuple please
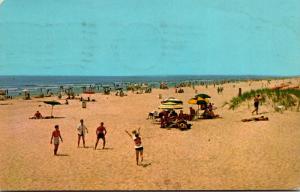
(50, 125, 63, 155)
(77, 119, 88, 148)
(125, 128, 144, 165)
(94, 122, 107, 150)
(252, 95, 260, 115)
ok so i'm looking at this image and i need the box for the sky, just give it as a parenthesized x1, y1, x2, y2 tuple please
(0, 0, 299, 76)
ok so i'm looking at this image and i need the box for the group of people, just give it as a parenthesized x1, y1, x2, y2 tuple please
(50, 119, 107, 155)
(217, 87, 224, 94)
(50, 120, 144, 165)
(175, 88, 184, 93)
(159, 109, 192, 129)
(48, 95, 262, 165)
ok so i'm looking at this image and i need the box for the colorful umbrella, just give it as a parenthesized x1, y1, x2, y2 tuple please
(188, 98, 208, 105)
(188, 93, 210, 110)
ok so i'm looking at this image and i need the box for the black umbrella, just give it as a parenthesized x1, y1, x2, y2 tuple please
(44, 101, 61, 117)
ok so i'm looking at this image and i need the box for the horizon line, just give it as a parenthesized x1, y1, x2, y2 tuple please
(0, 74, 299, 78)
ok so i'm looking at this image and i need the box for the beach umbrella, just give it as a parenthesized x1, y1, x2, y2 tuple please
(159, 98, 183, 109)
(188, 96, 209, 110)
(188, 98, 208, 105)
(158, 103, 183, 110)
(191, 93, 210, 105)
(44, 101, 61, 117)
(195, 94, 211, 99)
(161, 97, 183, 104)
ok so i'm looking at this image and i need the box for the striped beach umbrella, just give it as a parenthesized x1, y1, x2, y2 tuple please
(158, 103, 183, 110)
(161, 97, 183, 104)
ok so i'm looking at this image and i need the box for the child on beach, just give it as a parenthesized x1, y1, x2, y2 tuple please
(125, 128, 144, 165)
(50, 125, 63, 155)
(94, 122, 107, 150)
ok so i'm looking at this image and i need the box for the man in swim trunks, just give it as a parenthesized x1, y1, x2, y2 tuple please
(125, 128, 144, 165)
(77, 119, 88, 148)
(94, 122, 107, 150)
(50, 125, 63, 155)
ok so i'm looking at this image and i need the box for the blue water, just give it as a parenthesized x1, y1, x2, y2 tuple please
(0, 75, 278, 96)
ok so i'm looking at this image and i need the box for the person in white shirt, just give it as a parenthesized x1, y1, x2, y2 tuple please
(77, 119, 88, 148)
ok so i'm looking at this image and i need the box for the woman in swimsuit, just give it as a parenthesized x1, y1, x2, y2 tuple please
(125, 128, 144, 165)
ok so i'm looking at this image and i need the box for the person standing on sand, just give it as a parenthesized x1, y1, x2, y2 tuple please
(125, 128, 144, 165)
(77, 119, 88, 148)
(94, 122, 107, 150)
(252, 95, 261, 115)
(50, 125, 63, 155)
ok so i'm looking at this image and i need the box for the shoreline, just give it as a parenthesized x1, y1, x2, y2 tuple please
(1, 76, 298, 98)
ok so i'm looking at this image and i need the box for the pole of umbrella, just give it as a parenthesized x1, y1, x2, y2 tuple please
(51, 105, 53, 117)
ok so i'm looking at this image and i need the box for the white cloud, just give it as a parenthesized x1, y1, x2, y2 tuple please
(0, 0, 4, 5)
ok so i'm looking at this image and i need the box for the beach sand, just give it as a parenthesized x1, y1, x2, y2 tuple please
(0, 78, 300, 190)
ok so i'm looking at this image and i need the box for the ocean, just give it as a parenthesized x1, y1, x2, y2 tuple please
(0, 75, 278, 96)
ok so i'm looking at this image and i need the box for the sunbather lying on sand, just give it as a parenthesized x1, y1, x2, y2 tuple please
(29, 115, 56, 119)
(242, 116, 269, 122)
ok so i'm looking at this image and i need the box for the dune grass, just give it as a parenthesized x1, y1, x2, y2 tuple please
(228, 88, 300, 111)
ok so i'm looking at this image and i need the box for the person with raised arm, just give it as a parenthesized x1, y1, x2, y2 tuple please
(125, 128, 144, 165)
